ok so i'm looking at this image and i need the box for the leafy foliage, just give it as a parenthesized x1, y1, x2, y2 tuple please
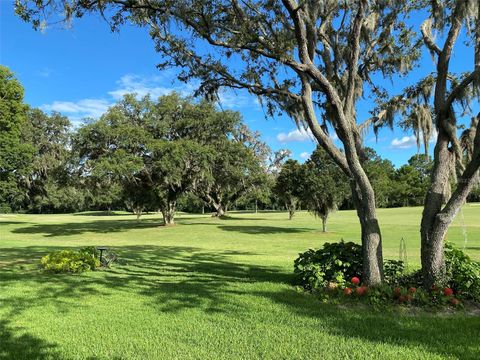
(383, 260, 406, 285)
(0, 65, 33, 212)
(294, 241, 363, 290)
(445, 243, 480, 302)
(40, 247, 100, 273)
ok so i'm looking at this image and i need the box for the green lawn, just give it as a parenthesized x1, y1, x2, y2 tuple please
(1, 206, 480, 359)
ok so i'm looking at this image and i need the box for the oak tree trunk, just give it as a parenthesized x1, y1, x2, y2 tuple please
(350, 181, 384, 286)
(212, 202, 225, 217)
(420, 134, 450, 288)
(321, 217, 327, 232)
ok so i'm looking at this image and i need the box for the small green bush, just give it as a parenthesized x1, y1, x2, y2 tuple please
(294, 241, 363, 289)
(383, 260, 406, 285)
(41, 248, 100, 273)
(445, 243, 480, 301)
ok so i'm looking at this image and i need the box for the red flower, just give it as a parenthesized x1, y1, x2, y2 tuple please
(343, 287, 352, 296)
(399, 295, 406, 303)
(450, 298, 460, 306)
(393, 287, 402, 298)
(351, 277, 360, 285)
(408, 287, 417, 294)
(443, 287, 454, 297)
(356, 286, 368, 296)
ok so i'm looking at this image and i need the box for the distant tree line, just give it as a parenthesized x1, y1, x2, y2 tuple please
(1, 65, 479, 225)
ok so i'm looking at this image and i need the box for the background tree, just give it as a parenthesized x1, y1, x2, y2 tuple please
(391, 154, 432, 208)
(301, 146, 350, 232)
(75, 93, 216, 225)
(0, 65, 33, 212)
(192, 111, 269, 217)
(362, 148, 396, 209)
(20, 109, 73, 213)
(196, 140, 266, 217)
(274, 159, 303, 220)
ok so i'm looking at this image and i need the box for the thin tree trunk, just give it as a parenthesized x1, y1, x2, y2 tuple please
(255, 199, 258, 213)
(321, 217, 327, 232)
(162, 200, 176, 226)
(288, 208, 294, 220)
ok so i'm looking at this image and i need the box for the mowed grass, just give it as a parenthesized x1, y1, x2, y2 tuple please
(1, 205, 480, 359)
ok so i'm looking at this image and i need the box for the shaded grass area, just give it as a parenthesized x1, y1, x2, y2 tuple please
(1, 206, 480, 359)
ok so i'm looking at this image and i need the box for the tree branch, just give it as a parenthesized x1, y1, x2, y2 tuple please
(344, 0, 366, 116)
(445, 69, 480, 109)
(421, 19, 441, 56)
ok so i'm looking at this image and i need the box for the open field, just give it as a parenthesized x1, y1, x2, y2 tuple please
(1, 205, 480, 359)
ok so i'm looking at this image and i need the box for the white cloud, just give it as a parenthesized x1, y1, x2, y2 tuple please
(38, 68, 51, 78)
(41, 99, 111, 120)
(107, 74, 188, 100)
(40, 73, 258, 123)
(390, 130, 438, 150)
(217, 88, 254, 109)
(277, 128, 314, 143)
(391, 135, 418, 149)
(300, 151, 310, 160)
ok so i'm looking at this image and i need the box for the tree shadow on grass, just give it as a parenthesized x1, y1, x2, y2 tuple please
(0, 320, 63, 360)
(11, 218, 163, 237)
(11, 218, 311, 237)
(72, 211, 127, 216)
(218, 225, 311, 234)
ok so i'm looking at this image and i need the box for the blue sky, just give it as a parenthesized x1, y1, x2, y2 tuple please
(0, 2, 475, 167)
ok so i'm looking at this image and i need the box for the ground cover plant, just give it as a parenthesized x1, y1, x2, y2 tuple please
(1, 206, 480, 359)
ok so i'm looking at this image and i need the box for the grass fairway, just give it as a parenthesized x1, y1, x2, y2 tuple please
(1, 205, 480, 359)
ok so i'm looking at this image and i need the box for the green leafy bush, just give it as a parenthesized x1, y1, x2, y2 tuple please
(294, 241, 363, 289)
(383, 260, 406, 285)
(445, 243, 480, 301)
(41, 247, 100, 273)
